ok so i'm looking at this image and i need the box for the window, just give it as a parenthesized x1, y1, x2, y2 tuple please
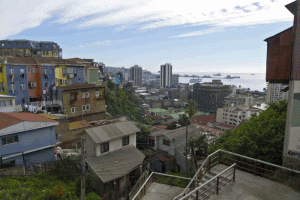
(46, 44, 49, 48)
(11, 84, 15, 90)
(84, 70, 88, 76)
(101, 142, 109, 153)
(46, 51, 49, 55)
(86, 92, 89, 98)
(45, 82, 48, 88)
(28, 68, 38, 73)
(52, 68, 55, 74)
(54, 51, 57, 56)
(95, 91, 99, 98)
(82, 92, 85, 98)
(47, 96, 50, 101)
(71, 107, 75, 113)
(2, 135, 19, 145)
(163, 139, 170, 146)
(62, 68, 67, 74)
(53, 45, 56, 48)
(86, 105, 90, 110)
(0, 67, 2, 73)
(122, 136, 129, 146)
(62, 80, 67, 85)
(8, 42, 12, 46)
(10, 68, 14, 74)
(21, 83, 25, 90)
(70, 92, 75, 101)
(1, 43, 4, 46)
(22, 97, 26, 104)
(44, 68, 47, 74)
(149, 137, 155, 147)
(82, 105, 86, 111)
(37, 44, 41, 48)
(20, 68, 24, 74)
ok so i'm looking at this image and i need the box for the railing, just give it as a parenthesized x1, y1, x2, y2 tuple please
(175, 149, 300, 200)
(132, 172, 192, 200)
(129, 170, 149, 200)
(178, 164, 236, 200)
(30, 101, 52, 107)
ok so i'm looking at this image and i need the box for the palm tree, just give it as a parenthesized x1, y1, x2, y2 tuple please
(183, 100, 198, 175)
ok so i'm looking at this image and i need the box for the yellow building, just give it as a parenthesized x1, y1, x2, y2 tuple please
(55, 66, 68, 86)
(0, 64, 7, 95)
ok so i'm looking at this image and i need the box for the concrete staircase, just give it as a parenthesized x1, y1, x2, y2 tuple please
(188, 170, 232, 200)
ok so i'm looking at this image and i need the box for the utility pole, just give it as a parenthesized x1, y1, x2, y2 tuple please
(81, 138, 86, 200)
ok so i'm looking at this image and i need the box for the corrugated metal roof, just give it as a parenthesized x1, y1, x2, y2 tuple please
(85, 121, 140, 144)
(69, 120, 92, 130)
(86, 145, 145, 183)
(150, 126, 197, 140)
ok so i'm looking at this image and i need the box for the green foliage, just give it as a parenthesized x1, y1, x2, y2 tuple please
(155, 172, 193, 188)
(75, 174, 97, 196)
(184, 100, 198, 119)
(189, 134, 209, 156)
(105, 82, 154, 125)
(136, 124, 152, 150)
(208, 100, 288, 165)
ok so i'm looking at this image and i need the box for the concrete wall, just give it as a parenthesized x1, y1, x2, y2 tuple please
(0, 165, 25, 175)
(0, 96, 16, 112)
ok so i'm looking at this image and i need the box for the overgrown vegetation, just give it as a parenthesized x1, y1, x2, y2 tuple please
(208, 100, 288, 165)
(105, 80, 154, 125)
(155, 171, 193, 188)
(0, 157, 99, 200)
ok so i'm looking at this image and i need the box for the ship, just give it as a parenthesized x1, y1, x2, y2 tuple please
(201, 75, 212, 78)
(225, 75, 234, 79)
(213, 73, 221, 76)
(190, 78, 202, 83)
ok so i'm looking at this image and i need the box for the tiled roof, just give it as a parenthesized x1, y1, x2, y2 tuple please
(67, 58, 91, 63)
(37, 114, 60, 120)
(69, 120, 92, 130)
(191, 114, 216, 125)
(6, 57, 38, 65)
(36, 57, 82, 65)
(0, 113, 56, 130)
(85, 121, 140, 144)
(86, 145, 145, 183)
(57, 83, 104, 90)
(215, 122, 236, 130)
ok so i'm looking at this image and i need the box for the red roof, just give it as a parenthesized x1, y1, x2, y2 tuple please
(155, 125, 167, 129)
(215, 122, 236, 130)
(0, 113, 56, 130)
(191, 114, 216, 126)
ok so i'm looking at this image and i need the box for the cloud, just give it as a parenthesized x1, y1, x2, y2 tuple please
(172, 27, 226, 38)
(0, 0, 294, 39)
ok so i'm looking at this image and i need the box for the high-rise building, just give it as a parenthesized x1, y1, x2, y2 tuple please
(192, 80, 231, 114)
(160, 63, 172, 88)
(130, 65, 142, 86)
(172, 74, 179, 87)
(0, 40, 62, 58)
(266, 83, 289, 103)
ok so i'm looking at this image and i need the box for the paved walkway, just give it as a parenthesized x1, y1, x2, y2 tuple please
(209, 164, 300, 200)
(142, 182, 184, 200)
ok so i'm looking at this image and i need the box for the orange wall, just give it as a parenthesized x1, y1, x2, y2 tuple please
(28, 65, 43, 99)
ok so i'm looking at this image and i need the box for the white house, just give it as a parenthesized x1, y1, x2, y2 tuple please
(0, 94, 16, 112)
(83, 121, 145, 197)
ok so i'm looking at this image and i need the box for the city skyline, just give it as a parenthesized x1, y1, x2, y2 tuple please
(0, 0, 294, 73)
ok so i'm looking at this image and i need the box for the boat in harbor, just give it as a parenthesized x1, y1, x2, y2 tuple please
(225, 75, 234, 79)
(213, 73, 221, 76)
(201, 75, 212, 78)
(190, 78, 202, 83)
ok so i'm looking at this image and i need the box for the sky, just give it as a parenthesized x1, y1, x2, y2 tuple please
(0, 0, 295, 73)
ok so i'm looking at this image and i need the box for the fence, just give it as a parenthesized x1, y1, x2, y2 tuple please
(132, 172, 192, 200)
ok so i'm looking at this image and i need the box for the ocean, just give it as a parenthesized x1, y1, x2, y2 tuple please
(179, 73, 267, 92)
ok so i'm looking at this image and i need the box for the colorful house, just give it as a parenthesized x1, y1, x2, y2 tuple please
(0, 113, 58, 169)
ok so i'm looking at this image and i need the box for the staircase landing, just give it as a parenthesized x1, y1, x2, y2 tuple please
(209, 164, 300, 200)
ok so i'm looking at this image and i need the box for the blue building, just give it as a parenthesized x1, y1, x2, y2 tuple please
(0, 39, 62, 58)
(0, 113, 58, 169)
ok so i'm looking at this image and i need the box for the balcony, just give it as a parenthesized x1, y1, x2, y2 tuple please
(30, 101, 52, 107)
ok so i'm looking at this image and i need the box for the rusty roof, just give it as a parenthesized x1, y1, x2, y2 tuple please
(5, 57, 38, 65)
(69, 120, 92, 130)
(36, 57, 83, 65)
(57, 83, 104, 90)
(0, 112, 56, 130)
(37, 114, 60, 120)
(215, 122, 236, 130)
(191, 114, 216, 126)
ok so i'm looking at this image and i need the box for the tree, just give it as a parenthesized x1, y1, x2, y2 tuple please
(136, 124, 152, 150)
(183, 100, 198, 175)
(189, 134, 209, 158)
(208, 100, 288, 165)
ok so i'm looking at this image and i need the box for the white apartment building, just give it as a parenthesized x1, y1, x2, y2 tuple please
(224, 94, 254, 107)
(160, 63, 172, 88)
(0, 94, 16, 112)
(216, 104, 260, 126)
(266, 83, 289, 103)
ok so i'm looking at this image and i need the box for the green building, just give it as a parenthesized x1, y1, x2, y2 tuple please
(84, 65, 102, 84)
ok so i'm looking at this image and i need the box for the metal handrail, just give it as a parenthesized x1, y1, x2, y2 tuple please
(173, 149, 221, 200)
(132, 172, 192, 200)
(178, 163, 236, 200)
(220, 149, 300, 175)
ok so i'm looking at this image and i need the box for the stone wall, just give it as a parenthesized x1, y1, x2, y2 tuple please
(0, 165, 25, 176)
